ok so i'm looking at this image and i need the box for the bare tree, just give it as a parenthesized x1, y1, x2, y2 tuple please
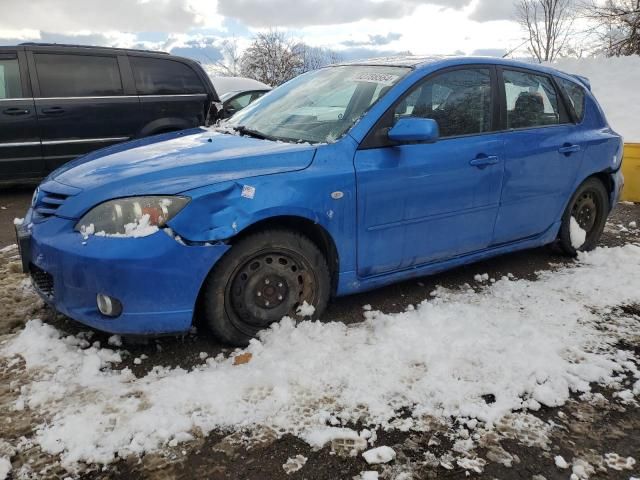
(583, 0, 640, 56)
(202, 38, 243, 77)
(297, 44, 343, 72)
(240, 30, 303, 86)
(516, 0, 576, 62)
(219, 38, 243, 76)
(240, 30, 342, 86)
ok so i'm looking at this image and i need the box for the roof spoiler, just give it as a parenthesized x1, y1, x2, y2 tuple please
(570, 74, 591, 91)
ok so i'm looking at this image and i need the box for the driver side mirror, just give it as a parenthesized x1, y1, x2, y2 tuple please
(388, 117, 439, 143)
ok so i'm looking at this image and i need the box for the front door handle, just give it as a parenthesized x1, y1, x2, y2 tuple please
(2, 107, 30, 116)
(470, 155, 499, 168)
(558, 144, 581, 155)
(41, 107, 65, 115)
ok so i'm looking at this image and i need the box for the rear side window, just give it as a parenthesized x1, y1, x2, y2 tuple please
(34, 53, 123, 97)
(503, 69, 562, 129)
(557, 77, 585, 122)
(130, 57, 205, 95)
(0, 57, 23, 99)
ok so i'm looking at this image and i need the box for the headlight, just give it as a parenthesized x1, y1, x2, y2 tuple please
(75, 196, 189, 237)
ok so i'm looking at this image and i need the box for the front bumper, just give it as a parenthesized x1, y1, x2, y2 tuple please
(24, 213, 229, 335)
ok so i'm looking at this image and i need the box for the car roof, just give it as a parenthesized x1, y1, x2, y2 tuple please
(12, 42, 170, 56)
(209, 76, 272, 96)
(337, 55, 446, 68)
(335, 55, 585, 85)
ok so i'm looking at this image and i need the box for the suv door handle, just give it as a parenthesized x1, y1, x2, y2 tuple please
(2, 107, 30, 116)
(469, 155, 499, 168)
(41, 107, 65, 115)
(558, 144, 581, 154)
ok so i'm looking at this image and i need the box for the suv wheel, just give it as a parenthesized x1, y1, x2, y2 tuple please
(201, 229, 330, 346)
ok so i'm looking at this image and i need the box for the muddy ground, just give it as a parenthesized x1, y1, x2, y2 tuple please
(0, 187, 638, 479)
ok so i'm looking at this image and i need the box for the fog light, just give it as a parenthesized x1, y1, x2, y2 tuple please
(97, 293, 123, 317)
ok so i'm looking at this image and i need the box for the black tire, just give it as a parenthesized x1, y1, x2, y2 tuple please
(557, 177, 609, 256)
(201, 229, 331, 346)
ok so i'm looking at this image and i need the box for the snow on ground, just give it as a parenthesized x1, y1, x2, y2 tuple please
(550, 56, 640, 143)
(0, 457, 11, 480)
(363, 446, 396, 465)
(1, 245, 640, 472)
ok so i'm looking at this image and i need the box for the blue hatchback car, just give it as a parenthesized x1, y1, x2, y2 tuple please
(17, 56, 624, 345)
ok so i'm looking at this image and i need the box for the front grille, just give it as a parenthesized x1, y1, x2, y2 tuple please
(33, 190, 69, 220)
(30, 264, 54, 299)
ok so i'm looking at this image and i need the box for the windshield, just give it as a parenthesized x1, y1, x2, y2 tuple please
(222, 65, 410, 143)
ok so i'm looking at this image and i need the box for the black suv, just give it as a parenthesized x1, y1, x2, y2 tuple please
(0, 43, 220, 183)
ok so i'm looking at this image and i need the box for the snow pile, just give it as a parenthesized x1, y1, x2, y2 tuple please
(296, 300, 315, 317)
(555, 455, 570, 469)
(363, 446, 396, 464)
(282, 455, 307, 474)
(570, 216, 587, 249)
(550, 56, 640, 142)
(0, 458, 10, 480)
(1, 245, 640, 470)
(361, 472, 379, 480)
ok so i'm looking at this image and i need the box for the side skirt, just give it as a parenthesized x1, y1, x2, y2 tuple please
(336, 221, 561, 296)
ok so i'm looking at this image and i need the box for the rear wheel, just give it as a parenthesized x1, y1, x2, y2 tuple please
(201, 229, 330, 346)
(557, 178, 609, 256)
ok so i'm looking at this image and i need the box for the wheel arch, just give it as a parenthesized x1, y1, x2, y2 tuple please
(137, 117, 192, 138)
(575, 170, 616, 212)
(562, 169, 615, 219)
(229, 215, 340, 295)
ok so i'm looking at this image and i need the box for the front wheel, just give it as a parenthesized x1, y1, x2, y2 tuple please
(201, 229, 330, 346)
(557, 178, 609, 256)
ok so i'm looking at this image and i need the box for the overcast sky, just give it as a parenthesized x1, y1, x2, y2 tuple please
(0, 0, 525, 63)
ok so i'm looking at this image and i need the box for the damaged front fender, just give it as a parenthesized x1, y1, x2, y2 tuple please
(166, 179, 331, 243)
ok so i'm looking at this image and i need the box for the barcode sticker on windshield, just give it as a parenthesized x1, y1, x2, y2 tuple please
(352, 72, 399, 85)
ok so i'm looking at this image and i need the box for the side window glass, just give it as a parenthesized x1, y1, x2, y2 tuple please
(250, 91, 266, 103)
(34, 54, 123, 97)
(393, 68, 493, 137)
(130, 57, 205, 95)
(503, 70, 560, 129)
(557, 77, 585, 122)
(227, 92, 253, 111)
(0, 57, 22, 99)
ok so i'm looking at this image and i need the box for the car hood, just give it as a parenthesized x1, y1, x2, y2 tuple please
(48, 128, 317, 218)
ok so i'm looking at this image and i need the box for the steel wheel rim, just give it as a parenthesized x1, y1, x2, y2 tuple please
(572, 190, 599, 235)
(225, 248, 317, 331)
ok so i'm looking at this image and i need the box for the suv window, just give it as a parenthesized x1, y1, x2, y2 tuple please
(557, 77, 585, 122)
(0, 57, 22, 99)
(34, 53, 123, 97)
(503, 69, 562, 129)
(130, 57, 205, 95)
(393, 68, 493, 138)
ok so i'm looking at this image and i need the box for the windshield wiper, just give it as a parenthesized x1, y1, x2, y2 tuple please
(231, 125, 273, 140)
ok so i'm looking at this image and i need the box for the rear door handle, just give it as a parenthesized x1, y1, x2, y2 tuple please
(558, 144, 581, 154)
(2, 107, 30, 116)
(41, 107, 65, 115)
(469, 155, 499, 168)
